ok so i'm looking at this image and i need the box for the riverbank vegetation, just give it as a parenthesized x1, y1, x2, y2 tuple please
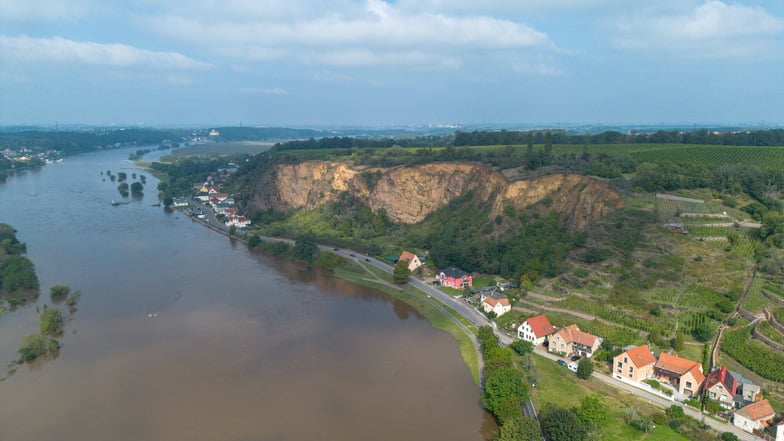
(0, 224, 39, 309)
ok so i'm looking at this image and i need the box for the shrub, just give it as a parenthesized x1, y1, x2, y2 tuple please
(18, 333, 59, 362)
(39, 306, 65, 335)
(666, 405, 685, 419)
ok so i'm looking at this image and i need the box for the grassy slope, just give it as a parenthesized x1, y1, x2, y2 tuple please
(532, 356, 690, 441)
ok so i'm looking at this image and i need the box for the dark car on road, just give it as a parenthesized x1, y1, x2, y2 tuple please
(349, 253, 355, 257)
(556, 359, 567, 367)
(365, 258, 370, 262)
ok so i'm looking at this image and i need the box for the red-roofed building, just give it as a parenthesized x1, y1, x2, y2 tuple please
(654, 353, 705, 398)
(481, 296, 511, 317)
(613, 345, 657, 383)
(399, 251, 423, 272)
(548, 324, 602, 358)
(517, 315, 555, 346)
(437, 268, 472, 289)
(705, 366, 738, 408)
(733, 399, 776, 434)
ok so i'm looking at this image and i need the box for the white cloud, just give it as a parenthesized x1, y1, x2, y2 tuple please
(142, 0, 553, 68)
(0, 35, 211, 70)
(0, 0, 89, 23)
(613, 1, 784, 58)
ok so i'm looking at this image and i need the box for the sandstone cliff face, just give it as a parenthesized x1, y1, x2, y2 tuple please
(248, 161, 623, 229)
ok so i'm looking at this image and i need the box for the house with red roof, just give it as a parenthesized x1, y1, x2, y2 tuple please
(481, 296, 511, 317)
(733, 399, 776, 435)
(705, 366, 739, 408)
(517, 314, 555, 346)
(613, 345, 657, 383)
(654, 353, 705, 398)
(437, 268, 472, 289)
(548, 324, 602, 358)
(399, 251, 423, 272)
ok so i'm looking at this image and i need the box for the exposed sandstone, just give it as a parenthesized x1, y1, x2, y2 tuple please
(247, 161, 623, 229)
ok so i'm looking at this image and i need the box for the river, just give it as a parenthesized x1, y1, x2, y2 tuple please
(0, 147, 494, 440)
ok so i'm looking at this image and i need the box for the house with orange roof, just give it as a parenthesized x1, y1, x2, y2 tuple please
(548, 324, 602, 358)
(517, 315, 555, 346)
(733, 399, 776, 434)
(704, 366, 738, 409)
(481, 296, 511, 317)
(399, 251, 423, 272)
(613, 345, 657, 383)
(654, 353, 705, 398)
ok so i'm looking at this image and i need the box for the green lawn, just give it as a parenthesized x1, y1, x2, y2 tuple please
(532, 356, 690, 441)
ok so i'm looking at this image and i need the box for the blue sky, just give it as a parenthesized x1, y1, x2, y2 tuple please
(1, 0, 784, 127)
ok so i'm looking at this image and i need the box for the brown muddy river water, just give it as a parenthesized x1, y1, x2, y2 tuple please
(0, 147, 494, 440)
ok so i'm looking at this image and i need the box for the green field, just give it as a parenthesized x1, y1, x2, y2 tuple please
(170, 141, 274, 157)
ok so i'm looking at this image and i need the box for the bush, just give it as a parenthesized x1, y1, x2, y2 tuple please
(39, 306, 65, 335)
(18, 333, 59, 362)
(720, 432, 739, 441)
(511, 339, 533, 356)
(576, 358, 594, 380)
(49, 284, 70, 301)
(652, 413, 668, 425)
(666, 405, 685, 419)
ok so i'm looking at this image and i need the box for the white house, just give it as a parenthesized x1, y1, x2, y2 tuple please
(733, 399, 776, 434)
(225, 215, 251, 229)
(517, 314, 555, 346)
(399, 251, 423, 272)
(481, 296, 511, 317)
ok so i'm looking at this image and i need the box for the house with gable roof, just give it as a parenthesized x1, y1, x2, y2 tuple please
(654, 353, 705, 398)
(704, 366, 739, 408)
(517, 314, 555, 346)
(613, 345, 657, 383)
(481, 296, 511, 317)
(437, 268, 472, 289)
(733, 399, 776, 434)
(399, 251, 423, 272)
(548, 324, 602, 358)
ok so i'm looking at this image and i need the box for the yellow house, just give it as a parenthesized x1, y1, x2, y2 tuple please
(613, 345, 657, 383)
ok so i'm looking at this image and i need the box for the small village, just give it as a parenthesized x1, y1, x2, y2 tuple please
(174, 166, 251, 230)
(414, 258, 784, 441)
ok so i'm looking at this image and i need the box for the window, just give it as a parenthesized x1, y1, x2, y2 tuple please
(710, 392, 716, 399)
(624, 357, 628, 364)
(628, 366, 634, 375)
(685, 381, 692, 389)
(616, 361, 622, 369)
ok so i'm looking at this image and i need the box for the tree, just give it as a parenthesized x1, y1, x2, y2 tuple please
(673, 330, 685, 351)
(163, 196, 173, 207)
(481, 367, 528, 419)
(494, 415, 541, 441)
(393, 259, 411, 284)
(293, 235, 318, 262)
(666, 405, 684, 419)
(130, 182, 144, 194)
(248, 235, 261, 249)
(575, 394, 608, 431)
(229, 225, 237, 236)
(511, 339, 533, 356)
(49, 285, 70, 302)
(40, 306, 65, 335)
(18, 332, 59, 362)
(540, 404, 586, 441)
(692, 324, 713, 343)
(576, 358, 594, 380)
(720, 432, 739, 441)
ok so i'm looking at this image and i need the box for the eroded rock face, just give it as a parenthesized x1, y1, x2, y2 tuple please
(247, 161, 623, 229)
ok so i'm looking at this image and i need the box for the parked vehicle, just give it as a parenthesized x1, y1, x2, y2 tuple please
(556, 359, 567, 367)
(567, 362, 578, 373)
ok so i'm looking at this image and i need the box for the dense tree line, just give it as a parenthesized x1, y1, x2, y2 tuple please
(151, 155, 246, 200)
(0, 224, 39, 308)
(0, 128, 190, 156)
(454, 128, 784, 147)
(271, 134, 448, 151)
